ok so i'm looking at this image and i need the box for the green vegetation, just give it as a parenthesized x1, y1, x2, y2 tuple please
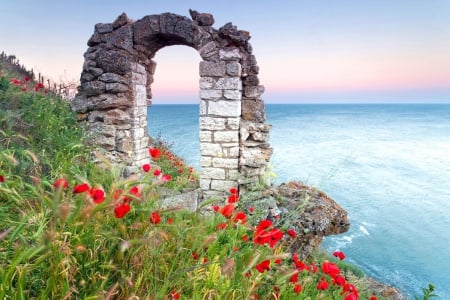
(0, 56, 436, 299)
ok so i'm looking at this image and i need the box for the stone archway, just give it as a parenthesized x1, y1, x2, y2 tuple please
(71, 11, 272, 198)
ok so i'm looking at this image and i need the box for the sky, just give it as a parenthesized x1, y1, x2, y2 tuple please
(1, 0, 450, 103)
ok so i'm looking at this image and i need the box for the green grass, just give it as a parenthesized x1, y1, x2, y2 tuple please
(0, 61, 436, 299)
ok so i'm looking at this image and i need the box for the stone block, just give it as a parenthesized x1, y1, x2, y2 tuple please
(200, 143, 222, 156)
(211, 180, 239, 191)
(216, 77, 242, 90)
(244, 85, 265, 98)
(219, 48, 241, 60)
(81, 81, 106, 96)
(224, 90, 242, 100)
(200, 156, 212, 167)
(95, 23, 113, 34)
(105, 109, 130, 125)
(133, 84, 147, 106)
(227, 147, 240, 158)
(99, 73, 128, 83)
(226, 62, 242, 76)
(131, 127, 145, 139)
(200, 89, 222, 100)
(208, 101, 241, 117)
(214, 131, 239, 143)
(200, 100, 208, 116)
(227, 169, 241, 180)
(200, 178, 211, 190)
(212, 158, 239, 169)
(199, 77, 215, 89)
(199, 130, 212, 142)
(199, 61, 226, 76)
(162, 190, 199, 211)
(201, 168, 225, 180)
(199, 41, 217, 58)
(200, 117, 226, 130)
(226, 118, 240, 130)
(106, 83, 129, 93)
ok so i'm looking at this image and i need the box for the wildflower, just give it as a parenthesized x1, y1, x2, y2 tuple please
(212, 205, 220, 212)
(167, 218, 173, 224)
(192, 252, 199, 260)
(333, 250, 346, 260)
(216, 222, 228, 230)
(274, 258, 282, 264)
(227, 194, 239, 203)
(248, 206, 255, 213)
(89, 188, 105, 204)
(333, 275, 346, 286)
(293, 284, 302, 294)
(322, 261, 341, 278)
(369, 296, 378, 300)
(229, 187, 238, 194)
(290, 271, 299, 283)
(242, 234, 249, 242)
(233, 211, 247, 224)
(286, 229, 297, 238)
(316, 277, 329, 290)
(142, 163, 151, 172)
(345, 294, 358, 300)
(24, 76, 30, 82)
(73, 183, 90, 194)
(150, 212, 161, 224)
(220, 203, 235, 218)
(170, 291, 180, 300)
(0, 175, 4, 183)
(53, 178, 69, 189)
(153, 169, 161, 176)
(113, 189, 124, 200)
(21, 86, 27, 91)
(114, 203, 130, 218)
(255, 259, 270, 273)
(343, 283, 358, 296)
(149, 147, 160, 159)
(129, 186, 141, 198)
(162, 174, 172, 182)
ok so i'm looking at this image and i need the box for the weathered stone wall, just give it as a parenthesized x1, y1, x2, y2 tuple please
(71, 11, 272, 199)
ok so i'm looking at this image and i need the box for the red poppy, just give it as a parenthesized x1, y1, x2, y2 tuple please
(113, 189, 124, 200)
(242, 234, 249, 242)
(290, 271, 299, 283)
(53, 178, 68, 189)
(333, 275, 346, 286)
(192, 252, 199, 260)
(89, 188, 105, 204)
(333, 250, 346, 260)
(322, 261, 341, 278)
(24, 76, 30, 82)
(229, 187, 238, 194)
(129, 186, 140, 198)
(316, 277, 329, 290)
(170, 291, 180, 300)
(287, 229, 297, 238)
(227, 194, 239, 203)
(149, 148, 160, 159)
(345, 294, 358, 300)
(162, 174, 172, 182)
(220, 203, 235, 218)
(255, 259, 270, 273)
(73, 183, 90, 194)
(114, 203, 130, 218)
(212, 205, 220, 212)
(274, 258, 282, 264)
(216, 222, 228, 230)
(369, 296, 378, 300)
(233, 211, 247, 224)
(343, 283, 358, 296)
(150, 211, 161, 224)
(142, 163, 151, 172)
(21, 86, 27, 91)
(153, 169, 161, 176)
(248, 206, 255, 213)
(293, 284, 302, 294)
(167, 218, 173, 224)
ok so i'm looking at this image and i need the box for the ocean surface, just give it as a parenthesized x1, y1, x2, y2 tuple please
(148, 104, 450, 299)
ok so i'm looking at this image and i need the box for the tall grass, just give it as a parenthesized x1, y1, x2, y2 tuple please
(0, 70, 434, 299)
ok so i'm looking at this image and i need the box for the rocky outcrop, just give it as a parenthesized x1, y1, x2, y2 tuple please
(246, 181, 350, 258)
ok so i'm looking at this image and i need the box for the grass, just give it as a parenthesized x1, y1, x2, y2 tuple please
(0, 58, 437, 299)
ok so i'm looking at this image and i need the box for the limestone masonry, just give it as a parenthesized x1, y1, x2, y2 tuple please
(71, 10, 272, 199)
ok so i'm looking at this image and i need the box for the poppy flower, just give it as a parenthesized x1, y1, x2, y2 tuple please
(220, 203, 235, 218)
(0, 175, 4, 183)
(153, 169, 161, 176)
(21, 86, 27, 91)
(229, 187, 238, 194)
(333, 275, 346, 286)
(114, 203, 130, 218)
(227, 194, 239, 203)
(322, 261, 341, 278)
(149, 211, 161, 224)
(167, 218, 173, 224)
(216, 222, 228, 230)
(192, 252, 199, 260)
(89, 188, 105, 204)
(170, 291, 180, 300)
(149, 148, 160, 159)
(242, 234, 249, 242)
(73, 183, 90, 194)
(345, 294, 358, 300)
(212, 205, 220, 212)
(129, 186, 140, 198)
(24, 76, 30, 82)
(248, 206, 255, 213)
(233, 211, 247, 224)
(53, 178, 69, 189)
(293, 284, 302, 294)
(255, 259, 270, 273)
(287, 229, 297, 238)
(162, 174, 172, 182)
(369, 296, 378, 300)
(316, 277, 329, 290)
(142, 163, 151, 172)
(290, 272, 299, 283)
(333, 250, 346, 260)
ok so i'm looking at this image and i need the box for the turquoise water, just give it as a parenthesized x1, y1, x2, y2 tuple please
(148, 104, 450, 299)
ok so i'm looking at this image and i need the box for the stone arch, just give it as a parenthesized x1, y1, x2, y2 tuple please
(71, 11, 272, 198)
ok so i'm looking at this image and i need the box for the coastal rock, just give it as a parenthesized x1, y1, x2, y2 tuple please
(270, 181, 350, 258)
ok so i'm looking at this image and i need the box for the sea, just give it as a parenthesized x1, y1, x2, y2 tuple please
(148, 104, 450, 299)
